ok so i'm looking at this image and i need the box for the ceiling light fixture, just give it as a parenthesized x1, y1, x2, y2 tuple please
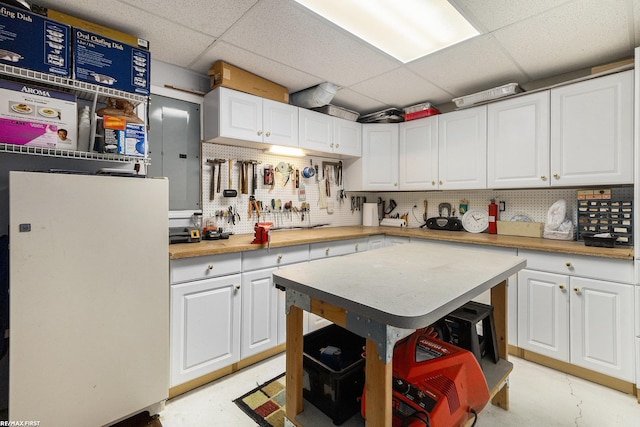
(294, 0, 479, 63)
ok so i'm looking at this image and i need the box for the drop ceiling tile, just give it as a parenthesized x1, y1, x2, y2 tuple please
(408, 34, 528, 98)
(492, 0, 633, 80)
(117, 0, 258, 37)
(219, 0, 399, 87)
(190, 41, 323, 92)
(455, 0, 573, 31)
(349, 68, 453, 108)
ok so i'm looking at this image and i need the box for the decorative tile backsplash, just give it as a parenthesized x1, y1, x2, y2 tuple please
(201, 143, 632, 236)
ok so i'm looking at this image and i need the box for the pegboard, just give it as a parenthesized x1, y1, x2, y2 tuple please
(201, 143, 363, 235)
(201, 142, 633, 237)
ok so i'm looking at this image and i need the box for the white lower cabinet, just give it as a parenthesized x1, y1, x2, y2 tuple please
(518, 268, 634, 381)
(170, 273, 241, 387)
(241, 267, 279, 359)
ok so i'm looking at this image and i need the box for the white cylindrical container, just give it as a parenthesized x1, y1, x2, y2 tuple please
(362, 203, 379, 226)
(77, 105, 92, 152)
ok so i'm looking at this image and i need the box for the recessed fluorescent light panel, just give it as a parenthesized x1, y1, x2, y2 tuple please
(294, 0, 479, 63)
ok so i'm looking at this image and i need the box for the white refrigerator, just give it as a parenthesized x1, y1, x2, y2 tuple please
(8, 171, 169, 426)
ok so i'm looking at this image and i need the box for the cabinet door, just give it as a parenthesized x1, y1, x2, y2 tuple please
(298, 108, 332, 152)
(517, 269, 570, 361)
(399, 116, 438, 190)
(362, 123, 399, 191)
(218, 87, 263, 143)
(550, 70, 633, 186)
(569, 277, 634, 381)
(263, 98, 298, 147)
(170, 274, 241, 387)
(438, 106, 487, 189)
(241, 268, 279, 358)
(333, 117, 361, 157)
(487, 91, 550, 188)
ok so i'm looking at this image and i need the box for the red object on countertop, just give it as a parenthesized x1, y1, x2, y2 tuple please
(488, 199, 498, 234)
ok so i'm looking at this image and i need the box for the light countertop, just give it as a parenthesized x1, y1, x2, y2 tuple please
(169, 226, 634, 260)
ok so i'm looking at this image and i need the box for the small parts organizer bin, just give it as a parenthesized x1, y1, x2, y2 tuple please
(577, 199, 633, 246)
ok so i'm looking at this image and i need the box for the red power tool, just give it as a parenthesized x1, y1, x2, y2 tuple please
(362, 328, 489, 427)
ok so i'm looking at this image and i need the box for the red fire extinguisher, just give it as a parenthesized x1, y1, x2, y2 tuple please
(488, 199, 498, 234)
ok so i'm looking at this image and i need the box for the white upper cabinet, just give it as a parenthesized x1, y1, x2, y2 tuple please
(487, 91, 551, 188)
(298, 108, 332, 152)
(399, 116, 438, 190)
(361, 123, 399, 191)
(205, 87, 298, 147)
(437, 105, 487, 190)
(298, 108, 361, 158)
(550, 70, 633, 186)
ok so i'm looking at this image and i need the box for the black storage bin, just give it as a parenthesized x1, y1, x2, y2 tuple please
(303, 324, 366, 425)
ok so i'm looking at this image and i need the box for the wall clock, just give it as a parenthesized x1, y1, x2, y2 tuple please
(461, 209, 489, 233)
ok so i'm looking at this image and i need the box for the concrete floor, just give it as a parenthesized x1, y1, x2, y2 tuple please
(160, 354, 640, 426)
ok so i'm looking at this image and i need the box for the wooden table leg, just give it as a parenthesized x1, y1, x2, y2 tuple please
(490, 279, 509, 410)
(286, 304, 304, 422)
(364, 338, 392, 427)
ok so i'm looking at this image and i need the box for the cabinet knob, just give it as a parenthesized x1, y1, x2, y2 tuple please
(325, 248, 330, 255)
(257, 130, 263, 136)
(208, 264, 214, 270)
(553, 173, 560, 180)
(439, 180, 443, 185)
(265, 131, 271, 137)
(541, 175, 547, 181)
(234, 284, 241, 292)
(394, 182, 398, 186)
(330, 143, 334, 148)
(277, 254, 283, 261)
(559, 284, 566, 290)
(335, 144, 339, 148)
(432, 181, 436, 186)
(573, 287, 581, 294)
(565, 262, 572, 268)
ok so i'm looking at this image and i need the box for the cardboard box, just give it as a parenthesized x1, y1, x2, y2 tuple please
(117, 123, 147, 157)
(73, 28, 150, 95)
(497, 221, 544, 238)
(101, 116, 146, 157)
(0, 79, 77, 150)
(208, 61, 289, 103)
(44, 7, 149, 50)
(0, 4, 71, 76)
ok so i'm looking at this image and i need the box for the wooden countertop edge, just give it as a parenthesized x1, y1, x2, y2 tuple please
(168, 225, 635, 260)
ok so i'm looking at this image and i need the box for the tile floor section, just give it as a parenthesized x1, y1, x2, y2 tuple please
(160, 354, 640, 426)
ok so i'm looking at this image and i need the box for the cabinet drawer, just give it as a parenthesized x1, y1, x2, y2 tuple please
(518, 249, 633, 284)
(242, 244, 309, 271)
(170, 253, 242, 284)
(309, 237, 368, 259)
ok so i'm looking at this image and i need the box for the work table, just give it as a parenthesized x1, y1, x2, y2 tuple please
(169, 225, 634, 260)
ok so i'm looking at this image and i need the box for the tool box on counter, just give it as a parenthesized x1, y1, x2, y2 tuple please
(303, 324, 366, 425)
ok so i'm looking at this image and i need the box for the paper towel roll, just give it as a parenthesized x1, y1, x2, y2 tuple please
(380, 218, 407, 227)
(362, 203, 379, 226)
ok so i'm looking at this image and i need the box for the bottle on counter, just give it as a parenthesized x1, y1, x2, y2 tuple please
(77, 105, 92, 152)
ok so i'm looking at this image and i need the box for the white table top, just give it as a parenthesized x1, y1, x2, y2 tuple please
(273, 243, 526, 329)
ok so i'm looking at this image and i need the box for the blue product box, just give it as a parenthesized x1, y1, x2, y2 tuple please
(117, 123, 147, 157)
(73, 28, 150, 95)
(0, 4, 71, 76)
